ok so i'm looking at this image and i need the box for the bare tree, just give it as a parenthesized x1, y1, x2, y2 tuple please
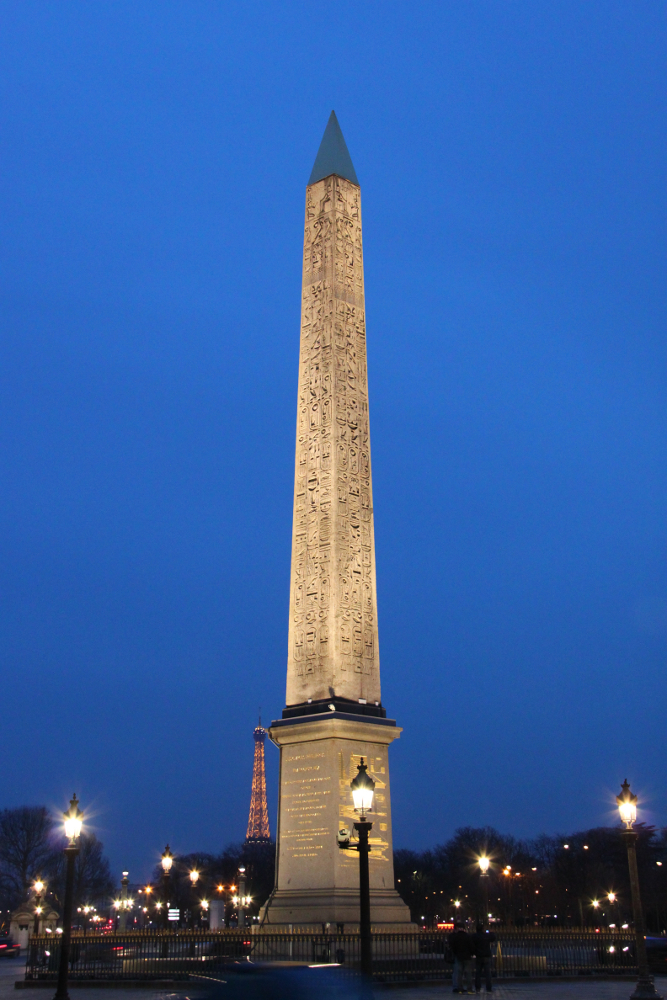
(0, 806, 56, 909)
(50, 833, 114, 910)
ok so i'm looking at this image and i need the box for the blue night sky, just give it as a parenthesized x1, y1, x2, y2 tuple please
(1, 2, 665, 882)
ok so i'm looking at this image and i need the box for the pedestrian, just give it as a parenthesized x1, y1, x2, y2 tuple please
(471, 922, 496, 992)
(449, 922, 475, 994)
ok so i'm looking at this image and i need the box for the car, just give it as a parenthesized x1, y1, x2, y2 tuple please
(0, 938, 20, 958)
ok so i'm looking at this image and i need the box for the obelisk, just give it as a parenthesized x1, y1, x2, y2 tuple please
(264, 113, 411, 928)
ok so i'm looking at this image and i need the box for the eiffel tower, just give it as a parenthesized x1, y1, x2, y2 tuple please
(245, 718, 271, 843)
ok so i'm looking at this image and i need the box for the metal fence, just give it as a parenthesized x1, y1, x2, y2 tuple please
(24, 928, 642, 984)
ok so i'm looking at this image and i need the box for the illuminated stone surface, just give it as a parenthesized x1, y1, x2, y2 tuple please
(264, 116, 410, 929)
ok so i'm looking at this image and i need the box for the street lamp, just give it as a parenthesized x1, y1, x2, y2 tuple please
(54, 794, 83, 1000)
(237, 867, 247, 928)
(188, 870, 200, 927)
(161, 847, 173, 930)
(118, 872, 130, 932)
(337, 758, 375, 977)
(33, 881, 45, 936)
(616, 780, 662, 1000)
(478, 857, 490, 926)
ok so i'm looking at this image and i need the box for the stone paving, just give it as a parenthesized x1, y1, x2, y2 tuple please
(2, 957, 665, 1000)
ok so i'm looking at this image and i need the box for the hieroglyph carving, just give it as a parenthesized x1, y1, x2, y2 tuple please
(287, 175, 381, 706)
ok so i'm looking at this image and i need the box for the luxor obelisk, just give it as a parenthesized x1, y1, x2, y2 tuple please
(265, 112, 411, 928)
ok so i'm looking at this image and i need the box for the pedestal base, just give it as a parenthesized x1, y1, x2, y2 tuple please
(631, 978, 663, 1000)
(263, 709, 412, 930)
(261, 886, 410, 930)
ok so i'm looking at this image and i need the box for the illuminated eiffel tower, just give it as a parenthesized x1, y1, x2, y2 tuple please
(245, 718, 271, 843)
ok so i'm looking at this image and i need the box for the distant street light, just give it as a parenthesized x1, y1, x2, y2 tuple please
(54, 795, 83, 1000)
(337, 758, 375, 977)
(237, 867, 247, 928)
(161, 847, 173, 930)
(33, 881, 45, 936)
(478, 857, 490, 926)
(118, 872, 130, 932)
(616, 780, 662, 1000)
(189, 870, 201, 927)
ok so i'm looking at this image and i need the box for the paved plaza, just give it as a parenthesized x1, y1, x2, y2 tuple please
(2, 958, 666, 1000)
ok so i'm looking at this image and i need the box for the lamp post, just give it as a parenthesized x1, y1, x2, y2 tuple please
(161, 847, 173, 931)
(616, 780, 662, 1000)
(118, 872, 130, 932)
(237, 867, 246, 928)
(142, 886, 153, 928)
(33, 881, 45, 937)
(337, 758, 375, 977)
(592, 899, 601, 926)
(478, 857, 490, 926)
(189, 870, 200, 928)
(54, 794, 83, 1000)
(79, 905, 93, 935)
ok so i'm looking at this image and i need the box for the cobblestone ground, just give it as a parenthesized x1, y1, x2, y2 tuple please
(2, 958, 666, 1000)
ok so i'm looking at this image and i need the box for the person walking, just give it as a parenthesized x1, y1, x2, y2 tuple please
(449, 922, 476, 994)
(471, 922, 496, 992)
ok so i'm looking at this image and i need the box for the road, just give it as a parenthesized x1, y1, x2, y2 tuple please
(1, 955, 665, 1000)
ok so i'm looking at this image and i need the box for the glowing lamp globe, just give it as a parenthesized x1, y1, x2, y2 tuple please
(616, 780, 637, 829)
(161, 846, 173, 872)
(189, 870, 200, 885)
(63, 795, 83, 841)
(479, 857, 490, 874)
(351, 759, 375, 815)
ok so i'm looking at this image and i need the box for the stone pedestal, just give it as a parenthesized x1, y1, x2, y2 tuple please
(262, 707, 411, 929)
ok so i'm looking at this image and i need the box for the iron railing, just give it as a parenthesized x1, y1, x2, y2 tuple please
(24, 928, 642, 983)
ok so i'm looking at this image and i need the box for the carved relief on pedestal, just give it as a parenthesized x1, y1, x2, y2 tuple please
(287, 175, 381, 706)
